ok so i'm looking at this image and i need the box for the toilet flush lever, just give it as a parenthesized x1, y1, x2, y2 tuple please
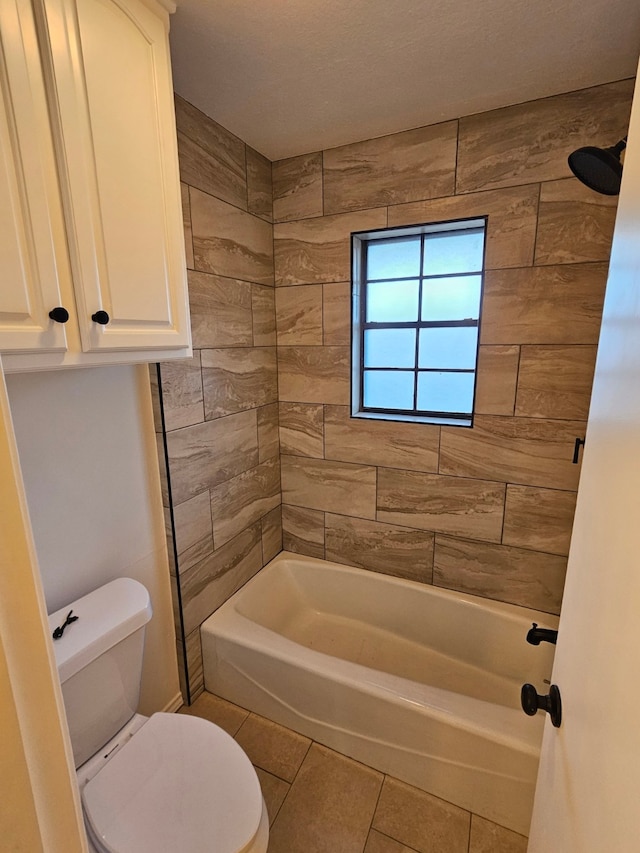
(52, 610, 79, 640)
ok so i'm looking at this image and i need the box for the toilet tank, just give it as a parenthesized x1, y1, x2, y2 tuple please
(48, 578, 153, 768)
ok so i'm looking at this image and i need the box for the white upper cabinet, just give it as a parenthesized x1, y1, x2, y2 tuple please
(0, 0, 191, 369)
(0, 0, 72, 354)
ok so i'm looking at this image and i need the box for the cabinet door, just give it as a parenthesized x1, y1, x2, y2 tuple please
(0, 0, 70, 353)
(40, 0, 190, 352)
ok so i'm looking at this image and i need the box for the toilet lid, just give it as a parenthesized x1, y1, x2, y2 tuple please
(82, 712, 263, 853)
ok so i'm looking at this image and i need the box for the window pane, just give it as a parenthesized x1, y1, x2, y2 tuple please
(421, 275, 482, 321)
(365, 329, 416, 368)
(417, 372, 475, 414)
(419, 327, 478, 369)
(364, 370, 414, 410)
(367, 237, 421, 280)
(423, 228, 484, 276)
(366, 280, 419, 322)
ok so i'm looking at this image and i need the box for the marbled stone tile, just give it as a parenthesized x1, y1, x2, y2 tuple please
(282, 505, 325, 559)
(235, 713, 311, 783)
(325, 513, 434, 583)
(210, 458, 281, 547)
(377, 467, 505, 543)
(181, 183, 194, 269)
(180, 690, 249, 736)
(281, 455, 376, 519)
(372, 777, 470, 853)
(269, 744, 382, 853)
(201, 347, 277, 419)
(184, 627, 204, 699)
(272, 152, 323, 223)
(166, 409, 258, 505)
(324, 122, 458, 215)
(261, 505, 282, 563)
(323, 282, 351, 345)
(457, 79, 634, 193)
(275, 285, 323, 345)
(503, 485, 577, 556)
(535, 177, 618, 266)
(481, 263, 608, 345)
(158, 353, 204, 432)
(324, 405, 439, 473)
(246, 147, 273, 222)
(175, 95, 246, 209)
(278, 346, 350, 404)
(180, 523, 263, 633)
(475, 345, 520, 416)
(172, 491, 214, 573)
(433, 535, 566, 614)
(251, 284, 276, 346)
(254, 768, 289, 827)
(388, 184, 539, 271)
(188, 270, 253, 349)
(515, 345, 597, 420)
(191, 188, 274, 286)
(257, 403, 279, 462)
(177, 131, 247, 211)
(439, 414, 584, 491)
(469, 814, 528, 853)
(274, 208, 387, 285)
(364, 830, 416, 853)
(279, 402, 324, 458)
(148, 363, 163, 429)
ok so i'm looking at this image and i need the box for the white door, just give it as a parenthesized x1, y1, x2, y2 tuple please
(0, 0, 71, 353)
(39, 0, 190, 352)
(528, 66, 640, 851)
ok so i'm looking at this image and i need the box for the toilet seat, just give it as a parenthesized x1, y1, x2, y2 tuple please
(82, 712, 264, 853)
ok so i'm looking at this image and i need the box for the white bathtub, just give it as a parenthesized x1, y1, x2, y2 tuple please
(201, 552, 558, 835)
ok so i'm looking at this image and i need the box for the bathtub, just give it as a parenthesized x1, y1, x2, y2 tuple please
(201, 552, 558, 835)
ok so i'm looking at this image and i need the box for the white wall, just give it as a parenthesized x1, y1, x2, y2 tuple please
(5, 364, 179, 714)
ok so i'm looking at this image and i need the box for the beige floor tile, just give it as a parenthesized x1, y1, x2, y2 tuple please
(469, 814, 528, 853)
(268, 744, 383, 853)
(179, 691, 249, 736)
(372, 777, 470, 853)
(254, 767, 289, 826)
(235, 713, 311, 782)
(365, 828, 418, 852)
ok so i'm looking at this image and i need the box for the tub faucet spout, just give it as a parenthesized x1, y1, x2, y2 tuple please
(526, 622, 558, 645)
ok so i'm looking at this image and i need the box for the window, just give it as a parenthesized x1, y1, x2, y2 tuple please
(351, 217, 487, 427)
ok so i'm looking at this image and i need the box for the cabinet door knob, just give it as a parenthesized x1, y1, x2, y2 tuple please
(48, 306, 70, 324)
(91, 310, 110, 325)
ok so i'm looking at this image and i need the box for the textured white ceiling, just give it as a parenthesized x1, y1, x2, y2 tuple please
(169, 0, 640, 161)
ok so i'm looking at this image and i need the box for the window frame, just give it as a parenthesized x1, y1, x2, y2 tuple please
(351, 216, 488, 427)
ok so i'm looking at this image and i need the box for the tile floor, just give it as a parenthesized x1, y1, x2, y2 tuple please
(179, 692, 529, 853)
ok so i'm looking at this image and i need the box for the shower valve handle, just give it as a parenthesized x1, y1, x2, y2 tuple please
(521, 683, 562, 728)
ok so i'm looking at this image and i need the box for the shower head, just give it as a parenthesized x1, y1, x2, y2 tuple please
(567, 137, 627, 196)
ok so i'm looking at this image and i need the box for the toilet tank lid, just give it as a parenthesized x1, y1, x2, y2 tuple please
(48, 578, 152, 684)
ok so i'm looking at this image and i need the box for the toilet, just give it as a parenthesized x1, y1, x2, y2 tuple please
(48, 578, 269, 853)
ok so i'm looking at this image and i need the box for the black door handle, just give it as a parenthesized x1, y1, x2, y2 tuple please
(521, 683, 562, 728)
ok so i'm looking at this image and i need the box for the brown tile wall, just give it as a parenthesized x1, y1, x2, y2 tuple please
(151, 96, 280, 701)
(154, 80, 633, 698)
(273, 79, 633, 617)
